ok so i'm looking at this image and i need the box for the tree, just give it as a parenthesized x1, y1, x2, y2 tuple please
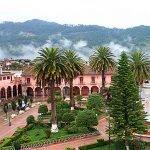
(26, 115, 35, 125)
(86, 93, 104, 114)
(76, 110, 98, 128)
(11, 101, 17, 111)
(38, 105, 48, 114)
(62, 112, 75, 125)
(109, 52, 147, 150)
(129, 50, 150, 86)
(24, 96, 28, 105)
(64, 50, 84, 110)
(18, 98, 22, 108)
(77, 95, 82, 106)
(89, 46, 115, 92)
(34, 48, 68, 132)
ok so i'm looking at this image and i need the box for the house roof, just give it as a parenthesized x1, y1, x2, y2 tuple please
(22, 65, 113, 77)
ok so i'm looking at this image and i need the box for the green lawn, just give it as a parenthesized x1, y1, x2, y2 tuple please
(25, 128, 78, 142)
(89, 143, 116, 150)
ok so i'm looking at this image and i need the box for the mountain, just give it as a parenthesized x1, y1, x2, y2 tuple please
(0, 19, 150, 59)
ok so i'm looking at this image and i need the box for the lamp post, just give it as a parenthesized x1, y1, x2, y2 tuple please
(8, 103, 11, 126)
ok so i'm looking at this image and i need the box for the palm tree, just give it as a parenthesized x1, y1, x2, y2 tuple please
(64, 50, 84, 110)
(34, 47, 68, 132)
(129, 50, 150, 86)
(89, 46, 115, 92)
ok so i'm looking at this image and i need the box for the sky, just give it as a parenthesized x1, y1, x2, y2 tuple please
(0, 0, 150, 28)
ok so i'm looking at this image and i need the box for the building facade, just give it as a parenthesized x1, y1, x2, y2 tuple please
(0, 65, 112, 101)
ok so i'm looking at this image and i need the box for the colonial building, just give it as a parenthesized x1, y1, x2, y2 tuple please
(21, 65, 112, 98)
(0, 65, 22, 101)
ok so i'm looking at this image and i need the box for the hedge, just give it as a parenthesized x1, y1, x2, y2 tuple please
(0, 146, 15, 150)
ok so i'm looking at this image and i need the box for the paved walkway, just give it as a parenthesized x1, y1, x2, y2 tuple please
(0, 106, 38, 140)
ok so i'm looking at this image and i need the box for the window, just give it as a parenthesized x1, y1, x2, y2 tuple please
(27, 78, 30, 84)
(0, 77, 2, 80)
(3, 77, 6, 80)
(7, 76, 10, 80)
(80, 77, 83, 84)
(91, 77, 95, 83)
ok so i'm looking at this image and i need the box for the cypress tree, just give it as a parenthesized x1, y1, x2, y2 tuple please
(109, 52, 147, 150)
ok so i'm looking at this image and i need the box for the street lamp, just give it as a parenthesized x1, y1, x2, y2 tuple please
(8, 103, 12, 126)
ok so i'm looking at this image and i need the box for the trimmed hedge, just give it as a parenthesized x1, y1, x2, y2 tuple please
(79, 143, 99, 150)
(0, 146, 15, 150)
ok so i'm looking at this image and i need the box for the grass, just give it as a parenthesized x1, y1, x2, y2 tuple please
(25, 128, 79, 142)
(89, 143, 116, 150)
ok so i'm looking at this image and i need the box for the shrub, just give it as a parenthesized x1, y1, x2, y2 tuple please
(76, 110, 98, 128)
(56, 101, 70, 110)
(38, 105, 48, 114)
(97, 139, 106, 146)
(55, 95, 62, 102)
(77, 95, 82, 106)
(24, 96, 28, 105)
(45, 129, 51, 138)
(55, 90, 61, 96)
(11, 101, 17, 111)
(65, 148, 76, 150)
(77, 127, 88, 133)
(47, 96, 51, 103)
(12, 140, 21, 150)
(3, 103, 8, 116)
(26, 115, 35, 125)
(19, 135, 31, 144)
(86, 93, 104, 114)
(79, 143, 99, 150)
(65, 125, 78, 134)
(18, 98, 22, 108)
(62, 112, 75, 124)
(30, 97, 33, 104)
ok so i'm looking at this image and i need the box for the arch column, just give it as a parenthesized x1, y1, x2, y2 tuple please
(11, 89, 13, 98)
(16, 87, 18, 97)
(33, 88, 35, 97)
(5, 90, 7, 100)
(42, 88, 45, 98)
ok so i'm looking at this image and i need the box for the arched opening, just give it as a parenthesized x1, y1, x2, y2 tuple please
(91, 86, 99, 93)
(35, 87, 42, 96)
(18, 84, 22, 96)
(13, 85, 17, 97)
(73, 86, 80, 96)
(1, 87, 6, 98)
(26, 87, 33, 96)
(81, 86, 89, 96)
(7, 86, 12, 98)
(63, 86, 70, 96)
(44, 87, 51, 96)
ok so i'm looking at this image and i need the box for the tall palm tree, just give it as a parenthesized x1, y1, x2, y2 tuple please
(129, 51, 150, 86)
(89, 46, 115, 92)
(64, 50, 84, 110)
(34, 47, 68, 132)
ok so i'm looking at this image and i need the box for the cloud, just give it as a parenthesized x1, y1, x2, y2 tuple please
(0, 33, 92, 61)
